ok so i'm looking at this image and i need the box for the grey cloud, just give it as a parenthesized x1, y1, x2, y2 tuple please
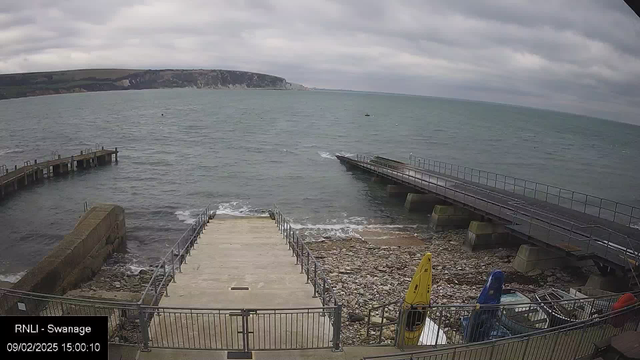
(0, 0, 639, 124)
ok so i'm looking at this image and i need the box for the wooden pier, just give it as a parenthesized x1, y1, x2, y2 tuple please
(0, 147, 118, 200)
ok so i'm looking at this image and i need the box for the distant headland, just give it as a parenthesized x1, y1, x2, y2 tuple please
(0, 69, 307, 100)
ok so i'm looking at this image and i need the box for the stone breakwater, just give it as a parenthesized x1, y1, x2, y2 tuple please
(306, 229, 591, 346)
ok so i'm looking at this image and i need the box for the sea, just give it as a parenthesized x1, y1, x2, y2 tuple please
(1, 88, 639, 282)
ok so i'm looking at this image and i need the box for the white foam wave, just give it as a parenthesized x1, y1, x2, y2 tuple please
(215, 201, 268, 217)
(632, 223, 640, 230)
(0, 148, 23, 156)
(290, 221, 421, 242)
(174, 210, 197, 224)
(126, 264, 149, 276)
(318, 151, 336, 160)
(336, 152, 355, 157)
(0, 270, 27, 283)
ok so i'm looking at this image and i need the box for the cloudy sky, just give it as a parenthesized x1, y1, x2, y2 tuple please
(1, 0, 639, 123)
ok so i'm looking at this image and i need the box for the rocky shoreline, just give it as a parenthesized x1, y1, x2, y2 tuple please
(306, 228, 593, 346)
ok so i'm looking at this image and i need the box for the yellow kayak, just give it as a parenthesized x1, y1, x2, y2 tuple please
(402, 252, 432, 346)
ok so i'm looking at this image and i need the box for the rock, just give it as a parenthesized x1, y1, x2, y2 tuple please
(113, 281, 121, 288)
(547, 276, 556, 282)
(382, 329, 395, 339)
(384, 315, 397, 322)
(370, 316, 383, 325)
(527, 269, 543, 276)
(348, 312, 365, 322)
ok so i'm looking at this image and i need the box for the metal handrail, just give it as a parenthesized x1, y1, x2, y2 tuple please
(139, 205, 211, 305)
(351, 154, 639, 270)
(409, 154, 640, 229)
(272, 205, 340, 308)
(363, 301, 640, 359)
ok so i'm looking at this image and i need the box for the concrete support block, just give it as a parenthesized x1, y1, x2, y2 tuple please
(585, 274, 628, 293)
(404, 193, 439, 212)
(463, 221, 511, 251)
(387, 185, 412, 198)
(512, 245, 566, 273)
(430, 205, 480, 231)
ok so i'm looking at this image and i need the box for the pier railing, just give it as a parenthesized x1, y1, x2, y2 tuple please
(363, 301, 640, 360)
(352, 154, 640, 273)
(408, 154, 640, 229)
(366, 290, 639, 348)
(140, 205, 211, 306)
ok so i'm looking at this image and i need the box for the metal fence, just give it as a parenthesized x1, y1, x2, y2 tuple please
(140, 205, 211, 306)
(363, 302, 640, 360)
(272, 205, 340, 309)
(0, 287, 144, 346)
(352, 154, 640, 273)
(366, 290, 639, 348)
(408, 154, 640, 229)
(0, 287, 340, 351)
(143, 305, 339, 351)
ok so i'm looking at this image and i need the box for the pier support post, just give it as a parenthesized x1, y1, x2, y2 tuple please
(404, 193, 440, 212)
(463, 221, 512, 251)
(387, 185, 412, 198)
(115, 147, 118, 163)
(512, 245, 567, 273)
(429, 205, 480, 231)
(70, 156, 74, 171)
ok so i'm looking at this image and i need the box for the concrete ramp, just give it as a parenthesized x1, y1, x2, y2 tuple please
(150, 217, 333, 350)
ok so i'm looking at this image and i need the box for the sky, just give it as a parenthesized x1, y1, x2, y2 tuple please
(1, 1, 639, 124)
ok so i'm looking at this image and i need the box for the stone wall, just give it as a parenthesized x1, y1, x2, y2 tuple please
(10, 204, 126, 295)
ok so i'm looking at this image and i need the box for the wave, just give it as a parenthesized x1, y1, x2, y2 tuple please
(290, 221, 422, 241)
(174, 210, 197, 224)
(215, 201, 268, 217)
(318, 151, 336, 160)
(336, 152, 355, 157)
(0, 148, 24, 156)
(0, 270, 27, 283)
(632, 223, 640, 230)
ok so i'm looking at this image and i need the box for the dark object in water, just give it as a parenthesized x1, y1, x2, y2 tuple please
(268, 210, 275, 220)
(364, 113, 370, 116)
(464, 270, 504, 342)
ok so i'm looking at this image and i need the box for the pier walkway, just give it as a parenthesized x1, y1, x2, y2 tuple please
(337, 154, 640, 274)
(0, 147, 118, 200)
(148, 216, 334, 351)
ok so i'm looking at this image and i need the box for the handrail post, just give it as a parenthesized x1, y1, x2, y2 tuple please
(312, 262, 318, 297)
(163, 260, 169, 297)
(332, 304, 342, 351)
(306, 248, 310, 283)
(138, 305, 150, 351)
